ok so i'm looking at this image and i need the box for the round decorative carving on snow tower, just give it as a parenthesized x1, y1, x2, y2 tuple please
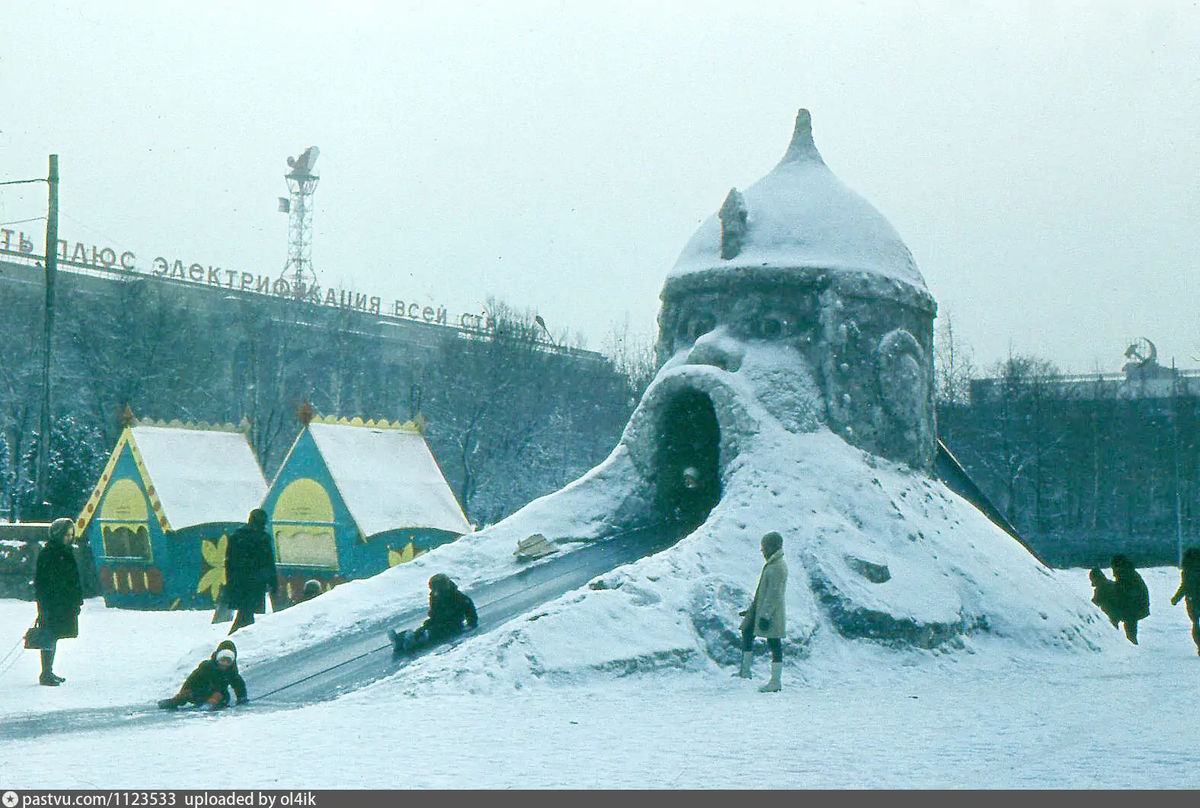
(657, 109, 937, 471)
(877, 329, 926, 428)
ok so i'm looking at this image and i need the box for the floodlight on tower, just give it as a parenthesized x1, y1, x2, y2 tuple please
(279, 146, 321, 300)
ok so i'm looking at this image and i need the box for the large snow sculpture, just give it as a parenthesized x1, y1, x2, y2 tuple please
(416, 110, 1110, 675)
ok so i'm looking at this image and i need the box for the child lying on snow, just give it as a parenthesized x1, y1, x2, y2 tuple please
(158, 639, 249, 711)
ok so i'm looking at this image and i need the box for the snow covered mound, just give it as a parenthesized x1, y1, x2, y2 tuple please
(366, 360, 1118, 695)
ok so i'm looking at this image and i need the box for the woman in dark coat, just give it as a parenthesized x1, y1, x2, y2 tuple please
(1170, 547, 1200, 655)
(224, 509, 278, 634)
(34, 517, 84, 686)
(158, 639, 248, 710)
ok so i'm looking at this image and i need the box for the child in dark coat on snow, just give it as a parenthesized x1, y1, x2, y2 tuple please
(158, 639, 248, 710)
(388, 573, 478, 657)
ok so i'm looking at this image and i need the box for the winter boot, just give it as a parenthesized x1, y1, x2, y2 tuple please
(738, 651, 753, 679)
(388, 629, 408, 658)
(39, 649, 60, 686)
(758, 662, 782, 693)
(1124, 621, 1139, 645)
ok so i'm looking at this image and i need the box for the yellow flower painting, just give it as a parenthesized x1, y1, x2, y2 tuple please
(197, 533, 228, 602)
(387, 542, 426, 567)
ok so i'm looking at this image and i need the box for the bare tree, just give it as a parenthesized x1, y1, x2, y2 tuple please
(602, 314, 658, 408)
(425, 298, 630, 525)
(934, 312, 976, 445)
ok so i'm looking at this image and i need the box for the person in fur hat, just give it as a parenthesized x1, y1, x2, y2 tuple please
(388, 573, 477, 657)
(738, 531, 788, 692)
(158, 640, 248, 710)
(33, 518, 84, 686)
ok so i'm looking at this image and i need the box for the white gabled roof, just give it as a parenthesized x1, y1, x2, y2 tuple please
(307, 421, 471, 537)
(130, 425, 268, 529)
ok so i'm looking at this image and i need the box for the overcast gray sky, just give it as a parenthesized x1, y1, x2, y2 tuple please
(3, 0, 1198, 374)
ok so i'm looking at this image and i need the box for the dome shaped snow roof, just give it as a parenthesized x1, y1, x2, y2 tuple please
(666, 110, 932, 309)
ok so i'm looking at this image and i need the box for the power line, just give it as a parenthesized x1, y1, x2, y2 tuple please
(58, 209, 127, 249)
(0, 216, 45, 227)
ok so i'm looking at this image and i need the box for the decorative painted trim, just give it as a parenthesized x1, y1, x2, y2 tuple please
(75, 427, 173, 537)
(75, 429, 131, 537)
(310, 414, 422, 432)
(133, 416, 250, 434)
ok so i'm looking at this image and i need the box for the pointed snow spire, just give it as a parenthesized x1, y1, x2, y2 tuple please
(718, 188, 748, 259)
(778, 108, 825, 166)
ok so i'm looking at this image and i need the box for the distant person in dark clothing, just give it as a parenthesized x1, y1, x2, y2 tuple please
(299, 579, 323, 603)
(158, 640, 248, 710)
(1111, 554, 1150, 645)
(34, 518, 84, 686)
(388, 573, 478, 657)
(1170, 547, 1200, 656)
(1090, 568, 1120, 627)
(224, 509, 278, 634)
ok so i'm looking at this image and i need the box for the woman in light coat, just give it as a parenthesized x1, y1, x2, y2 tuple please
(739, 531, 787, 692)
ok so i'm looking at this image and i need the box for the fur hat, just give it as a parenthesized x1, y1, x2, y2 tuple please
(48, 518, 74, 542)
(761, 531, 784, 556)
(248, 509, 267, 527)
(213, 640, 237, 664)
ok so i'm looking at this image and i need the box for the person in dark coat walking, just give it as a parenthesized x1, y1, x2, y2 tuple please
(1111, 554, 1150, 645)
(739, 531, 788, 692)
(224, 509, 277, 634)
(34, 518, 84, 686)
(388, 573, 478, 657)
(1170, 547, 1200, 656)
(157, 640, 248, 710)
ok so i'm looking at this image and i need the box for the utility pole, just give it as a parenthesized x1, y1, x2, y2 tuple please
(34, 154, 59, 520)
(1172, 356, 1183, 567)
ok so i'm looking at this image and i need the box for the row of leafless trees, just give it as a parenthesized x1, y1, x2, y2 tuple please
(936, 317, 1199, 567)
(0, 273, 655, 526)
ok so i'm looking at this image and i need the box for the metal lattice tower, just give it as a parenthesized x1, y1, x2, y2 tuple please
(280, 146, 320, 300)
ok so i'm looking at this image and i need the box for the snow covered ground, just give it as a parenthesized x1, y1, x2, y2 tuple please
(0, 565, 1196, 789)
